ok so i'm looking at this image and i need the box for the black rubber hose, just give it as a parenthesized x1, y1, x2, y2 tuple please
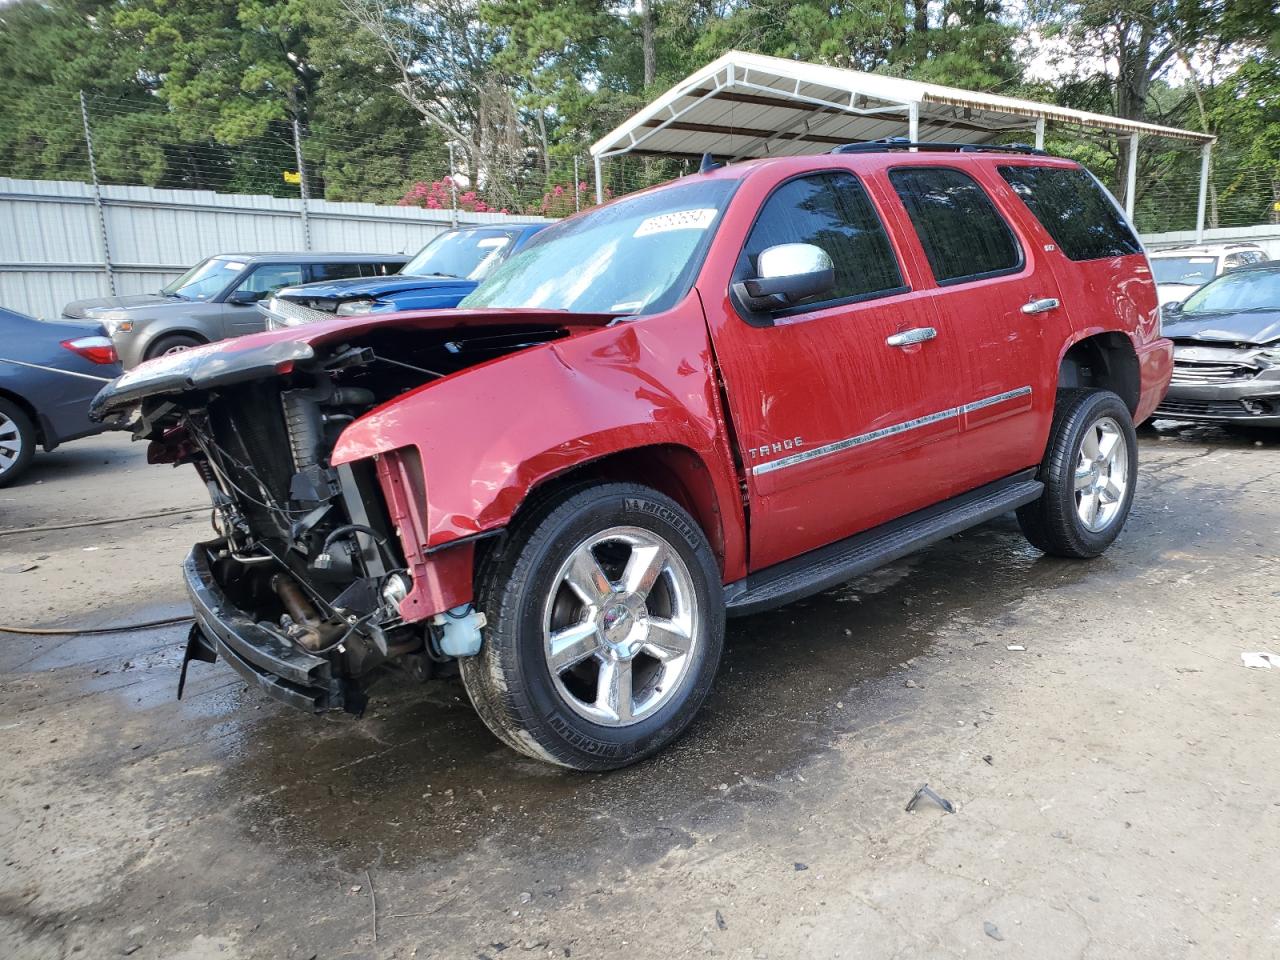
(0, 615, 193, 636)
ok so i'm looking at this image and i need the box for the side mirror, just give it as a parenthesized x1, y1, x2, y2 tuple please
(734, 243, 835, 313)
(1162, 300, 1183, 318)
(226, 290, 264, 306)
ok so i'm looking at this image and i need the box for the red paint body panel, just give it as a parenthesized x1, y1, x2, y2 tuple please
(320, 150, 1168, 619)
(695, 159, 970, 568)
(332, 304, 748, 597)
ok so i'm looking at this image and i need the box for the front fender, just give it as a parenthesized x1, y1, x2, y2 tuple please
(331, 307, 743, 567)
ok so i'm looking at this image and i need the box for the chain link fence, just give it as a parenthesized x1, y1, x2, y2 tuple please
(2, 91, 689, 220)
(6, 89, 1279, 240)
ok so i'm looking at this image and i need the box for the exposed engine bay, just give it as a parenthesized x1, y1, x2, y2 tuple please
(92, 319, 575, 713)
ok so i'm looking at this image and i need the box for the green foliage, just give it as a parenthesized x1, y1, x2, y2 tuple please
(0, 0, 1276, 229)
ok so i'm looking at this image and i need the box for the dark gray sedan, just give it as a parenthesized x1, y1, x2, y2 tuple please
(63, 252, 408, 368)
(0, 307, 123, 486)
(1157, 260, 1280, 427)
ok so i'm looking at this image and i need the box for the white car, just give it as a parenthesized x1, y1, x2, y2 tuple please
(1149, 244, 1269, 305)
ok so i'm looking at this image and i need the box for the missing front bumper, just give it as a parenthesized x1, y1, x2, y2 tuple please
(179, 541, 362, 713)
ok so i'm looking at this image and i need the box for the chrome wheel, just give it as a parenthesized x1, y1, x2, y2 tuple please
(1074, 416, 1128, 532)
(543, 525, 699, 727)
(0, 410, 22, 475)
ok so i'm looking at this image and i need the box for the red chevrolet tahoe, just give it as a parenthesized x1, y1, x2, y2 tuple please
(93, 143, 1171, 770)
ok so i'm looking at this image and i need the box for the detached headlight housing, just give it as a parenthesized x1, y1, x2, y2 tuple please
(336, 299, 377, 316)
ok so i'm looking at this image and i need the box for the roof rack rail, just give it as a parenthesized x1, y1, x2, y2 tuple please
(830, 137, 1048, 156)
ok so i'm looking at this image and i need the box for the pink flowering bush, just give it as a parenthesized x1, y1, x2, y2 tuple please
(538, 181, 609, 218)
(399, 179, 506, 214)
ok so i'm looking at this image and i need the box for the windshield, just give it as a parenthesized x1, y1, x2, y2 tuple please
(462, 180, 737, 315)
(403, 228, 519, 280)
(1151, 255, 1217, 287)
(161, 257, 248, 301)
(1181, 269, 1280, 315)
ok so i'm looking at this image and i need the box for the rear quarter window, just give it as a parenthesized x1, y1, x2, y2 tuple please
(998, 165, 1142, 262)
(888, 167, 1022, 285)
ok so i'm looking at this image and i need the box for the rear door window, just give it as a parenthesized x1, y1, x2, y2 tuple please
(998, 165, 1142, 262)
(888, 168, 1022, 284)
(738, 171, 905, 316)
(365, 261, 404, 276)
(236, 263, 305, 298)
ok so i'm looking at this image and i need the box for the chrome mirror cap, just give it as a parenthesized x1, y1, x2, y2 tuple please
(735, 243, 836, 313)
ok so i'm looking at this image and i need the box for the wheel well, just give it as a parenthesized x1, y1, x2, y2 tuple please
(145, 329, 208, 359)
(0, 388, 44, 446)
(502, 445, 728, 574)
(1058, 333, 1140, 415)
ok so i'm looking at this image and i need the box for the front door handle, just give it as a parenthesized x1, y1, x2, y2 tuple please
(886, 326, 937, 348)
(1021, 297, 1061, 315)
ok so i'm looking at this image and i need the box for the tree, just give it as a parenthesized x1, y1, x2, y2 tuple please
(1028, 0, 1279, 204)
(0, 0, 172, 185)
(341, 0, 534, 208)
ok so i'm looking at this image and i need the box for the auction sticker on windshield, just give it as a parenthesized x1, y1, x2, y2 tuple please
(633, 208, 718, 237)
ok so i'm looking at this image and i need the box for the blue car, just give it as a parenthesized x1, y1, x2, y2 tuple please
(259, 223, 546, 329)
(0, 307, 123, 486)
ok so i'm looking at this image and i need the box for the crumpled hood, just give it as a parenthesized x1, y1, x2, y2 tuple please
(89, 307, 617, 420)
(62, 294, 182, 318)
(277, 273, 477, 303)
(1163, 309, 1280, 346)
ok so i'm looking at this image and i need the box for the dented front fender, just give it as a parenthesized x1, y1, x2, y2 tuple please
(330, 306, 744, 574)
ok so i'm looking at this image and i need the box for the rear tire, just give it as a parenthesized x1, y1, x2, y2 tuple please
(0, 398, 36, 488)
(1017, 389, 1138, 558)
(460, 483, 724, 770)
(145, 333, 202, 361)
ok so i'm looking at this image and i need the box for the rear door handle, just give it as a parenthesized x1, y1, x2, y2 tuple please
(886, 326, 937, 348)
(1021, 297, 1061, 315)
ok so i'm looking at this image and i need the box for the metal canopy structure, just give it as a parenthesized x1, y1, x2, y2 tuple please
(591, 51, 1217, 239)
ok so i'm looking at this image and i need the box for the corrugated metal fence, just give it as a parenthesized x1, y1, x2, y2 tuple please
(0, 177, 547, 320)
(5, 174, 1280, 322)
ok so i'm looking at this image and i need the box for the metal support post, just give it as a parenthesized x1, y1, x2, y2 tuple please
(292, 118, 312, 250)
(79, 91, 116, 296)
(1195, 142, 1212, 243)
(447, 142, 459, 228)
(1124, 133, 1139, 221)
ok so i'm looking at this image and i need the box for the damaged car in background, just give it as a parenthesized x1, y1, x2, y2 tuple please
(1157, 260, 1280, 426)
(92, 146, 1171, 770)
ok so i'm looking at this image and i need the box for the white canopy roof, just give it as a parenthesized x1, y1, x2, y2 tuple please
(591, 51, 1214, 163)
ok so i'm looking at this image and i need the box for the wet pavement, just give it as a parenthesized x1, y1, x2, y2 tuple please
(2, 423, 1279, 958)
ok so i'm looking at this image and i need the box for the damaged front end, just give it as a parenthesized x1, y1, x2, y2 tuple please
(91, 315, 579, 714)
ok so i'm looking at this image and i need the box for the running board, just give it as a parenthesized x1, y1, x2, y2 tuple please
(724, 471, 1043, 617)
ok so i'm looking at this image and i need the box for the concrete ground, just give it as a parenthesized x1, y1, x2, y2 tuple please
(1, 423, 1278, 960)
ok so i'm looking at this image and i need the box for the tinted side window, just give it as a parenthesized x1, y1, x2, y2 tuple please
(998, 165, 1142, 262)
(740, 172, 904, 312)
(238, 264, 304, 295)
(369, 261, 404, 276)
(888, 168, 1022, 284)
(310, 262, 364, 283)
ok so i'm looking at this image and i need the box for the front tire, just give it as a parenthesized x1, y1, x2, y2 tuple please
(1017, 389, 1138, 558)
(145, 333, 202, 361)
(461, 483, 725, 770)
